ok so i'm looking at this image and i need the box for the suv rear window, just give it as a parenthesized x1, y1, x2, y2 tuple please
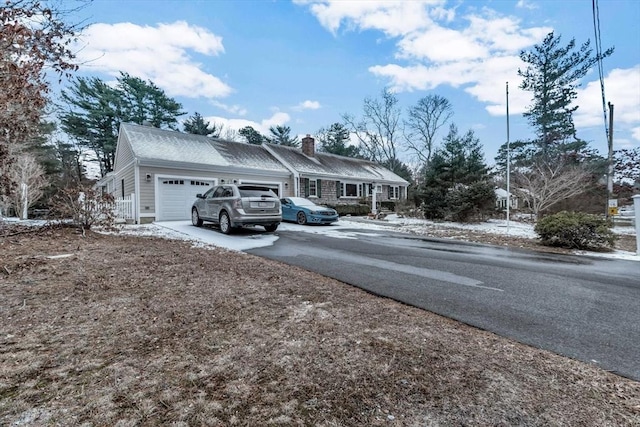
(238, 186, 277, 198)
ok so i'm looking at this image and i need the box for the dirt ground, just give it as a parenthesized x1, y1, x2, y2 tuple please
(1, 222, 639, 426)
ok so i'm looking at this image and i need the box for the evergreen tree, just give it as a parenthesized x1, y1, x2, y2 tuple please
(493, 139, 538, 173)
(59, 77, 120, 176)
(59, 73, 185, 176)
(239, 126, 267, 145)
(117, 72, 185, 130)
(419, 125, 493, 221)
(316, 123, 360, 157)
(614, 147, 640, 185)
(183, 112, 221, 137)
(268, 125, 299, 147)
(518, 31, 613, 155)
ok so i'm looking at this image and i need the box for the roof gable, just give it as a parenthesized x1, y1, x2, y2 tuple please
(122, 123, 228, 166)
(118, 123, 287, 172)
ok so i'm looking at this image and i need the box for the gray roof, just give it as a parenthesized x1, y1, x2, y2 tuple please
(119, 123, 288, 172)
(265, 144, 408, 184)
(118, 124, 407, 184)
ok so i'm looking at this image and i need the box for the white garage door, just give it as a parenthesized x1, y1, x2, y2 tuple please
(158, 178, 214, 221)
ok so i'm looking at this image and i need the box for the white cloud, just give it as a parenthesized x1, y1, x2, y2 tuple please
(297, 0, 450, 37)
(293, 100, 322, 111)
(210, 100, 248, 116)
(75, 21, 233, 99)
(204, 112, 291, 135)
(304, 1, 552, 116)
(574, 66, 640, 129)
(397, 27, 489, 62)
(516, 0, 538, 10)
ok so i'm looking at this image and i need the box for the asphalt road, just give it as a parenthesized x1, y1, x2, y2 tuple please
(246, 225, 640, 381)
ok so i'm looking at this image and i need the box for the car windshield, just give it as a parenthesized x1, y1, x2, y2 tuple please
(288, 197, 318, 207)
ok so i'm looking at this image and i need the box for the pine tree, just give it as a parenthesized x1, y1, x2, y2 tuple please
(316, 123, 360, 157)
(239, 126, 267, 145)
(518, 31, 613, 155)
(420, 125, 493, 221)
(59, 73, 185, 176)
(183, 112, 221, 137)
(268, 125, 299, 147)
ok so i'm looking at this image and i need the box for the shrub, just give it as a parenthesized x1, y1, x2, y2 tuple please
(327, 203, 370, 216)
(444, 181, 496, 223)
(380, 201, 396, 212)
(51, 185, 117, 231)
(534, 211, 616, 251)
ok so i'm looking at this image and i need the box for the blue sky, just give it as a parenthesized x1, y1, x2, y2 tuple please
(66, 0, 640, 166)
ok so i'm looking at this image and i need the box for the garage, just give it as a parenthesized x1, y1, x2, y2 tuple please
(157, 178, 215, 221)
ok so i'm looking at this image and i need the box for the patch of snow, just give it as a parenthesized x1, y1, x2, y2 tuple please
(612, 226, 637, 236)
(374, 214, 538, 239)
(131, 221, 279, 252)
(3, 215, 638, 261)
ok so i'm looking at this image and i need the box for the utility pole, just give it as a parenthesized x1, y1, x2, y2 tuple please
(506, 82, 511, 234)
(607, 102, 614, 219)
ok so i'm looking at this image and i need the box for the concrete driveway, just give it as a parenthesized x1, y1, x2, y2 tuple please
(152, 220, 369, 251)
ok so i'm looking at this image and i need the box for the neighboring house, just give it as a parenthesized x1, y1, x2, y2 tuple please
(97, 124, 408, 223)
(495, 188, 519, 210)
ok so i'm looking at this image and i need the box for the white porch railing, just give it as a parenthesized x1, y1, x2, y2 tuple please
(114, 194, 135, 220)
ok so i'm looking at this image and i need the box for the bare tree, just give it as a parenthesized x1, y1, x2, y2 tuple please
(404, 94, 453, 164)
(8, 153, 47, 219)
(1, 1, 81, 205)
(220, 127, 240, 142)
(342, 88, 401, 166)
(514, 158, 590, 218)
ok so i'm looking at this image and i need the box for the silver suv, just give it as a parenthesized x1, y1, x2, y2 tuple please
(191, 184, 281, 234)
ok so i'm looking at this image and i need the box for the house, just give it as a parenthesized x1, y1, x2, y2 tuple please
(97, 123, 408, 223)
(495, 188, 519, 210)
(265, 135, 408, 209)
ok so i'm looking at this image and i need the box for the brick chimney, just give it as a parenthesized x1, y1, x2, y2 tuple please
(302, 134, 315, 157)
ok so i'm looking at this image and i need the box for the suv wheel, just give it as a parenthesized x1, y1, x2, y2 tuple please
(264, 224, 278, 232)
(219, 211, 233, 234)
(191, 208, 203, 227)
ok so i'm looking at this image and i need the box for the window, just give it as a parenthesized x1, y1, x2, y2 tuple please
(212, 187, 226, 198)
(162, 179, 184, 185)
(191, 180, 210, 186)
(389, 186, 400, 199)
(309, 179, 317, 197)
(342, 182, 360, 198)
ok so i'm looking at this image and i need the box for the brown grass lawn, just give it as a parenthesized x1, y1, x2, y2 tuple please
(1, 224, 639, 426)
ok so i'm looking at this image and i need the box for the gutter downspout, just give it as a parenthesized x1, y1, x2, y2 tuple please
(134, 159, 140, 224)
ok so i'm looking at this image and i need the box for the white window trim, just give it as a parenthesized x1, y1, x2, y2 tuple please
(390, 185, 400, 200)
(341, 182, 362, 198)
(309, 179, 318, 198)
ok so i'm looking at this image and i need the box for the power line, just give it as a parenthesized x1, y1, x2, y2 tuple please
(592, 0, 609, 141)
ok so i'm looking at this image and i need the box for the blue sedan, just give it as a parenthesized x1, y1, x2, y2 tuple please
(280, 197, 339, 225)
